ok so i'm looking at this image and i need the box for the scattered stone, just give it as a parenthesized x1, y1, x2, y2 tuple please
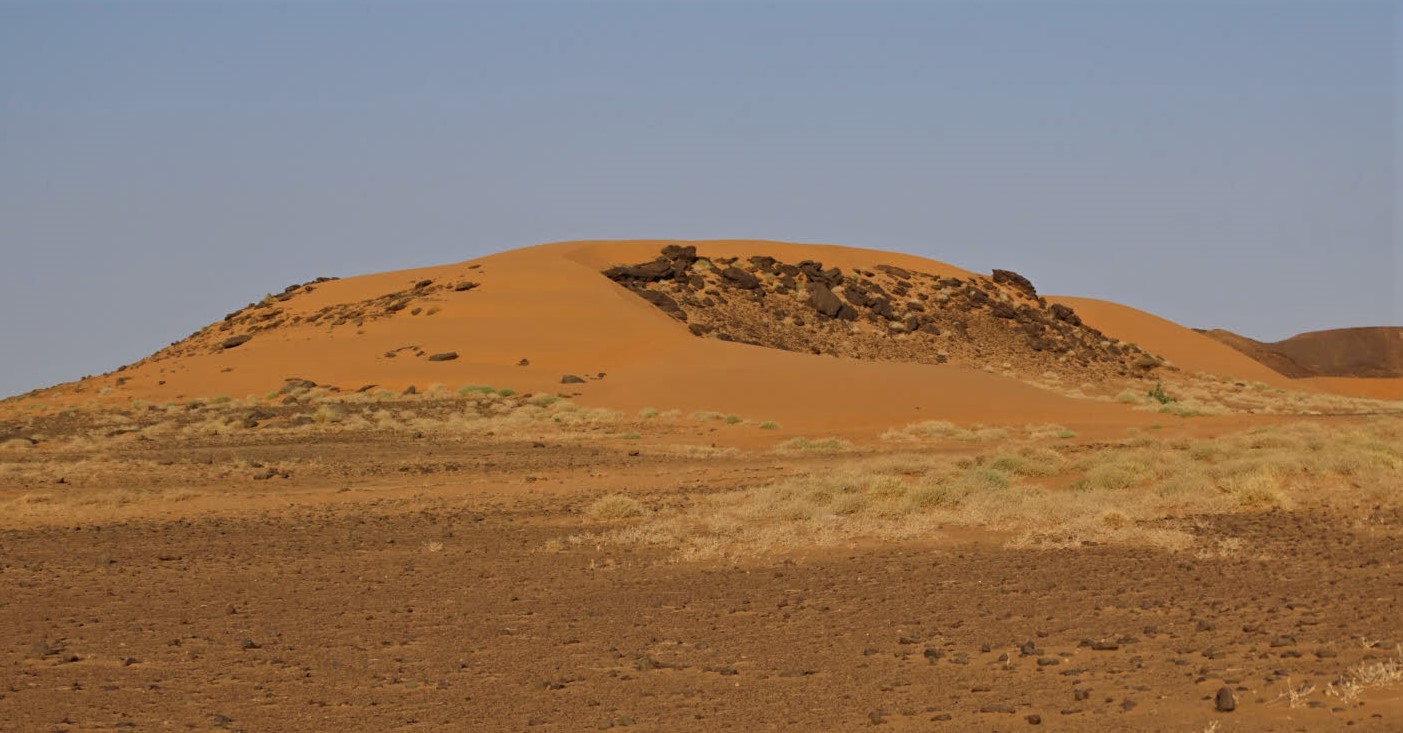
(426, 352, 459, 362)
(979, 704, 1015, 714)
(561, 374, 586, 384)
(220, 335, 252, 350)
(1215, 686, 1236, 712)
(517, 358, 530, 366)
(454, 281, 478, 292)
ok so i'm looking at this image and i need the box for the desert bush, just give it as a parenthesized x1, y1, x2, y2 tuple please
(1147, 382, 1175, 404)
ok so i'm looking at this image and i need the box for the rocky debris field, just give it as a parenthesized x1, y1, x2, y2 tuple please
(604, 246, 1166, 382)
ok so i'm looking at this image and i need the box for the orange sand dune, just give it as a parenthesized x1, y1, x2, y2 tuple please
(20, 240, 1389, 431)
(1046, 297, 1294, 386)
(29, 240, 1158, 433)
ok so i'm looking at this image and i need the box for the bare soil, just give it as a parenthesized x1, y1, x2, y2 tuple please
(3, 416, 1403, 733)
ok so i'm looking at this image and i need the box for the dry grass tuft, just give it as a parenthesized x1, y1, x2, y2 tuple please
(586, 494, 648, 520)
(773, 437, 855, 453)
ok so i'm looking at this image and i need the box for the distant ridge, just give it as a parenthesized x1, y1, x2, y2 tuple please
(1200, 327, 1403, 379)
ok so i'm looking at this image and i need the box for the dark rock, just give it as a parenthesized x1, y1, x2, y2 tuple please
(278, 378, 317, 394)
(875, 264, 911, 279)
(454, 281, 478, 292)
(517, 358, 530, 366)
(1026, 714, 1042, 725)
(843, 283, 874, 308)
(991, 302, 1018, 319)
(636, 290, 687, 320)
(604, 259, 674, 282)
(1049, 303, 1082, 326)
(993, 269, 1037, 297)
(1215, 686, 1236, 712)
(220, 335, 252, 350)
(809, 283, 845, 318)
(427, 352, 458, 362)
(687, 323, 714, 337)
(871, 298, 896, 320)
(561, 374, 587, 384)
(720, 267, 760, 289)
(661, 244, 697, 264)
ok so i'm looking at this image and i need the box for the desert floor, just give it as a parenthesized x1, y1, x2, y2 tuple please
(2, 392, 1402, 732)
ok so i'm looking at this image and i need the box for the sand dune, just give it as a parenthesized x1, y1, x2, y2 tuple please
(12, 240, 1393, 432)
(1046, 296, 1293, 386)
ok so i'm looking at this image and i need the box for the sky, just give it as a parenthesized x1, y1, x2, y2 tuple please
(0, 1, 1397, 398)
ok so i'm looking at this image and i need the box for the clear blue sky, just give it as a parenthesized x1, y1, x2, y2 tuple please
(1, 1, 1397, 398)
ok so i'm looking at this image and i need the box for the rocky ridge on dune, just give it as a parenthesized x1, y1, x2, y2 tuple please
(604, 245, 1168, 382)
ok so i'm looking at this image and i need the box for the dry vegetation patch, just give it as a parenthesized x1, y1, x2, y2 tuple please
(577, 417, 1403, 559)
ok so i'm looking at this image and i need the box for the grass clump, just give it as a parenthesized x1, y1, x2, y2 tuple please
(775, 437, 854, 453)
(586, 494, 648, 520)
(637, 407, 660, 419)
(758, 421, 781, 430)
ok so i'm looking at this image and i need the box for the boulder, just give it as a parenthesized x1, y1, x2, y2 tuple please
(1049, 303, 1082, 326)
(427, 352, 459, 362)
(720, 267, 760, 290)
(220, 335, 251, 350)
(808, 283, 845, 318)
(661, 244, 697, 263)
(560, 374, 587, 384)
(992, 269, 1037, 297)
(603, 259, 674, 282)
(636, 290, 687, 320)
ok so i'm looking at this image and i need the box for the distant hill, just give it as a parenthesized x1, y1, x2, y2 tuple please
(1200, 327, 1403, 379)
